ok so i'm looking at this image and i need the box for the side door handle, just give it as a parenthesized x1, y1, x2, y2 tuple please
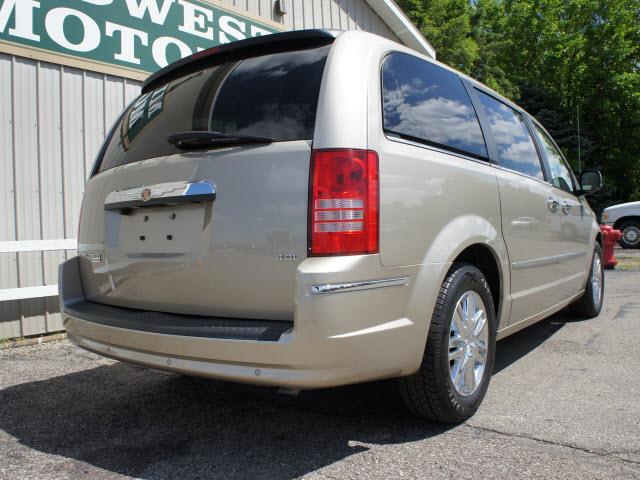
(560, 200, 574, 215)
(545, 196, 560, 213)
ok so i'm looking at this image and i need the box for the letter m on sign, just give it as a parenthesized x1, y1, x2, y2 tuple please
(0, 0, 41, 41)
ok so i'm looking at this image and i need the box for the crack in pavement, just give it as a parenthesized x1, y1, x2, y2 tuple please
(464, 424, 640, 467)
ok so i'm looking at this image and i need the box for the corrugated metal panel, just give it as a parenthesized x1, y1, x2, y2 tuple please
(37, 63, 66, 333)
(13, 57, 47, 337)
(0, 57, 141, 339)
(0, 0, 398, 339)
(214, 1, 397, 44)
(0, 53, 20, 339)
(61, 67, 86, 244)
(124, 79, 142, 105)
(83, 72, 106, 179)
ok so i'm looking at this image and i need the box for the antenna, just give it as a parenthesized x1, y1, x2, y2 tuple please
(577, 103, 582, 172)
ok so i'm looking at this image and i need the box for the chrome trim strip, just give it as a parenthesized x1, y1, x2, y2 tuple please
(512, 251, 587, 270)
(104, 180, 216, 211)
(310, 277, 409, 295)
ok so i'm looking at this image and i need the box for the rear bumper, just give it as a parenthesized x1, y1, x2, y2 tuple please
(60, 256, 433, 389)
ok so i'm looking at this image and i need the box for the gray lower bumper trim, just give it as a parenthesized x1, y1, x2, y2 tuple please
(64, 300, 292, 342)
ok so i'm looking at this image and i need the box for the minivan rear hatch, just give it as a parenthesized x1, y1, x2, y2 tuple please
(77, 37, 333, 320)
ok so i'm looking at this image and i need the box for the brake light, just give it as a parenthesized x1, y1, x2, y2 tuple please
(309, 149, 379, 256)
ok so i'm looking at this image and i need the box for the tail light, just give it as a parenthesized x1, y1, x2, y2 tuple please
(309, 149, 379, 256)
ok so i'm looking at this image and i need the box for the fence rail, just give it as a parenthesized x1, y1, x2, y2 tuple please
(0, 239, 77, 302)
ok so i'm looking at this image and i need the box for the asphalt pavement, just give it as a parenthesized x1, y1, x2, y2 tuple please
(1, 269, 639, 479)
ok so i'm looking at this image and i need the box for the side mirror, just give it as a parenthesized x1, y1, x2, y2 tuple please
(577, 169, 603, 196)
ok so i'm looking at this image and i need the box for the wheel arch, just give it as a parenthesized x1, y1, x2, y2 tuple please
(451, 244, 503, 323)
(613, 216, 640, 230)
(407, 215, 511, 354)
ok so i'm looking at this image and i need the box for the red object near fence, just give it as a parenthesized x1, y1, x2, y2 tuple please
(600, 224, 622, 269)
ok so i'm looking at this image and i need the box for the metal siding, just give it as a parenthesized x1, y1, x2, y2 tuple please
(124, 79, 142, 105)
(13, 58, 46, 336)
(302, 0, 314, 28)
(281, 1, 294, 30)
(312, 0, 323, 27)
(0, 54, 20, 339)
(247, 0, 261, 17)
(292, 0, 304, 29)
(37, 63, 66, 333)
(104, 76, 126, 136)
(352, 0, 359, 28)
(0, 58, 141, 338)
(330, 0, 341, 29)
(83, 72, 105, 179)
(0, 0, 399, 339)
(259, 0, 273, 20)
(322, 0, 332, 29)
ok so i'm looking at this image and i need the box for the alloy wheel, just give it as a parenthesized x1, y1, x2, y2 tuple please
(622, 226, 640, 247)
(591, 253, 603, 309)
(448, 291, 489, 397)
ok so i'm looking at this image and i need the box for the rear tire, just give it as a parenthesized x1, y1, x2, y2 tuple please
(399, 264, 496, 423)
(618, 221, 640, 249)
(568, 243, 604, 318)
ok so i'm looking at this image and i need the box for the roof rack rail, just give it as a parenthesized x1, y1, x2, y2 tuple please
(143, 29, 339, 93)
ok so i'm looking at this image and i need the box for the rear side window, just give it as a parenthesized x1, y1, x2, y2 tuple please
(382, 53, 488, 159)
(98, 44, 331, 172)
(475, 90, 544, 180)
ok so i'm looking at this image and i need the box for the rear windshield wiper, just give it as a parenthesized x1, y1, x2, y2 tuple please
(167, 131, 273, 150)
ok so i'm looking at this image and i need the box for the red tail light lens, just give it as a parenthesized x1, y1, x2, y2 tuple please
(309, 149, 379, 256)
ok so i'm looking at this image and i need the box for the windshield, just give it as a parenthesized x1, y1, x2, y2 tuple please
(97, 44, 331, 173)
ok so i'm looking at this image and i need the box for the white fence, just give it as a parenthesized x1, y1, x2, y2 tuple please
(0, 240, 76, 339)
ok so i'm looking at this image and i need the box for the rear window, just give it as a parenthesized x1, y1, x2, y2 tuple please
(98, 44, 331, 173)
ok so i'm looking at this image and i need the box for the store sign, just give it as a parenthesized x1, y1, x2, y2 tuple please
(0, 0, 282, 77)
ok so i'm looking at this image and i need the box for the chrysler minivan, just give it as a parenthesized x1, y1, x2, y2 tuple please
(59, 30, 604, 423)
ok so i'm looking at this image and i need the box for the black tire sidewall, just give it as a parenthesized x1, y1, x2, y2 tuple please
(584, 244, 605, 316)
(436, 265, 497, 419)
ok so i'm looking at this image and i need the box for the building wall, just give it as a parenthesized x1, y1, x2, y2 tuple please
(0, 0, 400, 340)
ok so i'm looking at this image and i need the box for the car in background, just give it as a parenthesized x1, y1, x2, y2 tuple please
(602, 201, 640, 249)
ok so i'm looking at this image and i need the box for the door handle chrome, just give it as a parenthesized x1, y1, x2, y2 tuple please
(560, 201, 572, 215)
(104, 180, 216, 211)
(545, 196, 560, 213)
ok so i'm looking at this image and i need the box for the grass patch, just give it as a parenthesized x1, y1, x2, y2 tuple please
(614, 253, 640, 270)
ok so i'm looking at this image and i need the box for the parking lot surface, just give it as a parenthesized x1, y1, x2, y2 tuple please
(1, 270, 639, 480)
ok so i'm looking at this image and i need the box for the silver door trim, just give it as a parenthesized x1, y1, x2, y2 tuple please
(310, 277, 409, 295)
(512, 251, 587, 270)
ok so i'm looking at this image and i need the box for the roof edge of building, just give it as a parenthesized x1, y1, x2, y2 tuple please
(365, 0, 436, 59)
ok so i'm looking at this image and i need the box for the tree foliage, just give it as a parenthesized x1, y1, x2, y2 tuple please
(397, 0, 640, 204)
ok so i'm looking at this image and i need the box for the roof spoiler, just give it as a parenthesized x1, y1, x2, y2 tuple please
(142, 29, 339, 93)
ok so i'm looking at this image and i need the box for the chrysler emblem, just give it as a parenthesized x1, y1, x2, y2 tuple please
(141, 188, 152, 202)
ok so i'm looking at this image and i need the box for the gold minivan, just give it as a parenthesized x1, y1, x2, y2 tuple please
(59, 29, 604, 423)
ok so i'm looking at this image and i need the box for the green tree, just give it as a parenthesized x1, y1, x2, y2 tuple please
(397, 0, 479, 73)
(398, 0, 640, 203)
